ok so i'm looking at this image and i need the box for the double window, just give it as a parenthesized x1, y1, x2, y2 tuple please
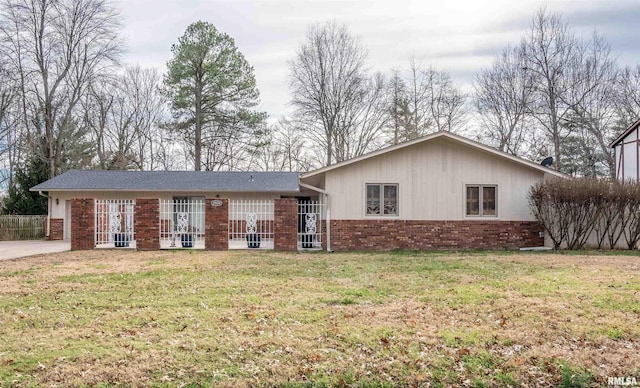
(466, 185, 496, 217)
(366, 184, 398, 216)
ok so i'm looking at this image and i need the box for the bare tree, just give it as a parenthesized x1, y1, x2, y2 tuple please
(386, 68, 409, 145)
(82, 66, 166, 170)
(290, 21, 386, 166)
(0, 46, 19, 186)
(0, 0, 122, 178)
(425, 66, 467, 133)
(249, 118, 312, 172)
(403, 56, 433, 140)
(386, 57, 468, 144)
(332, 72, 388, 161)
(563, 32, 618, 178)
(117, 66, 167, 170)
(473, 8, 619, 177)
(474, 45, 534, 155)
(616, 65, 640, 128)
(521, 8, 581, 172)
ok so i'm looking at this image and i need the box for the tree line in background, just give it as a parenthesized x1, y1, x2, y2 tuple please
(1, 1, 640, 214)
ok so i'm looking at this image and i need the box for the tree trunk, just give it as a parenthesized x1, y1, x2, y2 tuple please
(195, 78, 203, 171)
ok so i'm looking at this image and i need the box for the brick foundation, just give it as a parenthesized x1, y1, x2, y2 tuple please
(135, 199, 159, 250)
(274, 198, 298, 251)
(329, 220, 544, 251)
(48, 218, 64, 240)
(71, 199, 95, 250)
(205, 198, 228, 250)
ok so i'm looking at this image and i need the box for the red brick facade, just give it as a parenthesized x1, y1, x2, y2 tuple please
(71, 199, 94, 250)
(48, 218, 64, 240)
(205, 198, 228, 250)
(135, 198, 159, 250)
(67, 196, 542, 252)
(274, 198, 298, 251)
(329, 220, 544, 251)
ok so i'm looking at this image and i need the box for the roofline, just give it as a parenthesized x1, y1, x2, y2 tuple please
(609, 118, 640, 148)
(29, 188, 301, 193)
(301, 131, 568, 179)
(41, 170, 301, 174)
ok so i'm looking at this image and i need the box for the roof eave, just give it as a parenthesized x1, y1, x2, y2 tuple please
(29, 188, 301, 193)
(301, 131, 568, 180)
(610, 118, 640, 148)
(301, 132, 446, 179)
(443, 134, 568, 178)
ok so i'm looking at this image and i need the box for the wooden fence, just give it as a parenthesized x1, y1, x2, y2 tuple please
(0, 215, 47, 241)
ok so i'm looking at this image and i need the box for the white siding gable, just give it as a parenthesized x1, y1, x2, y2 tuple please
(323, 137, 546, 221)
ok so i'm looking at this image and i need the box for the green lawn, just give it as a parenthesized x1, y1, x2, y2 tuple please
(0, 250, 638, 387)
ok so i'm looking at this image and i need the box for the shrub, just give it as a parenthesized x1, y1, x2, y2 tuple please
(621, 182, 640, 250)
(529, 178, 640, 250)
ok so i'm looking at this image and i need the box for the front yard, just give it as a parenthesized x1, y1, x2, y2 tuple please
(0, 250, 638, 387)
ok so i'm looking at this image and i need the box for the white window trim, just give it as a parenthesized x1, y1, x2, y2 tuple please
(364, 183, 399, 217)
(464, 184, 498, 219)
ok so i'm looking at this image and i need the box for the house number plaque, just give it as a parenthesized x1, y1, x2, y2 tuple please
(211, 199, 223, 207)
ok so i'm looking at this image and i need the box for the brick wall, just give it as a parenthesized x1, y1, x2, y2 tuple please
(48, 218, 64, 240)
(329, 220, 544, 251)
(135, 198, 159, 250)
(71, 199, 94, 250)
(274, 198, 298, 251)
(205, 198, 228, 250)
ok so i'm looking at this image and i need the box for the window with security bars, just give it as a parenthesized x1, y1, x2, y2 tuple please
(228, 200, 274, 249)
(95, 199, 135, 248)
(366, 184, 398, 216)
(466, 185, 497, 217)
(159, 197, 205, 249)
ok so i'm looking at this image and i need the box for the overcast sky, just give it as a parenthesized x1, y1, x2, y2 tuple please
(118, 0, 640, 121)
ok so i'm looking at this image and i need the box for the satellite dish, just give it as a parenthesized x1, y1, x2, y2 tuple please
(540, 156, 553, 167)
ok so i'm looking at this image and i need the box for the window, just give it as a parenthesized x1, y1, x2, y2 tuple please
(366, 184, 398, 216)
(466, 185, 496, 216)
(172, 196, 205, 232)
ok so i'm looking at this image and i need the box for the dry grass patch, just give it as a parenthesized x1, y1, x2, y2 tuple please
(0, 250, 638, 387)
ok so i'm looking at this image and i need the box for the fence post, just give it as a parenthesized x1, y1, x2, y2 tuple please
(274, 198, 298, 251)
(205, 198, 228, 250)
(135, 198, 159, 250)
(71, 198, 95, 250)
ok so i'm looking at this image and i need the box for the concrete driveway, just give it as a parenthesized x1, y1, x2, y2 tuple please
(0, 240, 70, 260)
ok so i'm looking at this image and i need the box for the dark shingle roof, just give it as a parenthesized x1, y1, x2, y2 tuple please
(31, 170, 300, 193)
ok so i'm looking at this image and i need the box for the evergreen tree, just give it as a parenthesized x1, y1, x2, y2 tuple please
(164, 21, 265, 171)
(3, 155, 48, 215)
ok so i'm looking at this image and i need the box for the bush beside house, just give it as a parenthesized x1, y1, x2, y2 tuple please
(529, 178, 640, 250)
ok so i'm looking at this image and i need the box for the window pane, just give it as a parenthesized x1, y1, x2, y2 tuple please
(466, 186, 479, 215)
(366, 185, 380, 215)
(483, 187, 496, 216)
(383, 185, 398, 215)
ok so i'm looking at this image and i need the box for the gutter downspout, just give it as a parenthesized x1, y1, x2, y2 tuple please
(298, 182, 331, 252)
(38, 191, 50, 239)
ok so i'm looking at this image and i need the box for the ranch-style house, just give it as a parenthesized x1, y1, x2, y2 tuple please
(31, 131, 566, 251)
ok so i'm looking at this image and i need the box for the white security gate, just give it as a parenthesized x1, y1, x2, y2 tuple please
(160, 197, 205, 249)
(229, 200, 274, 249)
(95, 199, 135, 248)
(298, 200, 324, 250)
